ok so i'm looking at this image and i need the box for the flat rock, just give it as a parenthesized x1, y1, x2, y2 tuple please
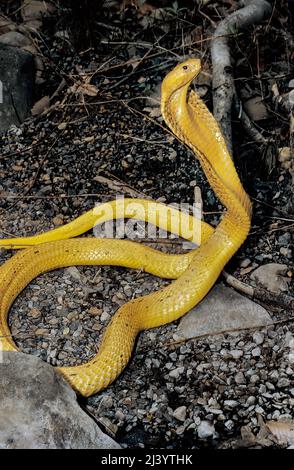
(0, 351, 120, 449)
(250, 263, 291, 293)
(0, 44, 35, 132)
(177, 283, 271, 339)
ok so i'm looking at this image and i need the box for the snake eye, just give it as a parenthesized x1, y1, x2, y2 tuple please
(182, 65, 188, 70)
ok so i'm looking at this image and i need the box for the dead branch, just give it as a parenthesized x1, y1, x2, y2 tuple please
(137, 317, 294, 353)
(210, 0, 272, 154)
(234, 100, 268, 145)
(223, 271, 294, 312)
(94, 174, 150, 199)
(272, 83, 294, 184)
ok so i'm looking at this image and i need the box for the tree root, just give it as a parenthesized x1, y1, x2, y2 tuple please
(210, 0, 272, 154)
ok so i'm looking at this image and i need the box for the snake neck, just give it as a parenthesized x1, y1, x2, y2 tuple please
(161, 83, 252, 240)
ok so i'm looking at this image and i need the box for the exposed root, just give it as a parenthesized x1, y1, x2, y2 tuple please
(210, 0, 272, 155)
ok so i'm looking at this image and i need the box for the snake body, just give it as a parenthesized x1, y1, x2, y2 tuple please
(0, 60, 251, 397)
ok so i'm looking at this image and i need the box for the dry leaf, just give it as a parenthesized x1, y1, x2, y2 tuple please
(278, 147, 291, 163)
(79, 83, 98, 97)
(34, 328, 48, 336)
(88, 307, 102, 317)
(84, 136, 95, 143)
(94, 174, 146, 198)
(31, 96, 50, 116)
(266, 421, 294, 446)
(69, 82, 98, 97)
(136, 1, 157, 16)
(240, 425, 256, 444)
(143, 106, 161, 118)
(21, 0, 55, 22)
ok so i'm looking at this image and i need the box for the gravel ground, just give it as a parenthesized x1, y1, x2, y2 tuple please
(0, 0, 293, 449)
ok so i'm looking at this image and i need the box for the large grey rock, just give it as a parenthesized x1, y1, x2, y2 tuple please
(178, 283, 271, 339)
(0, 44, 35, 132)
(0, 351, 120, 449)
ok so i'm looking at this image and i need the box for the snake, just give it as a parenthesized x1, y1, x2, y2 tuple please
(0, 59, 252, 397)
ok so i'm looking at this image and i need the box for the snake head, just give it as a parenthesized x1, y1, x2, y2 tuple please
(161, 59, 201, 98)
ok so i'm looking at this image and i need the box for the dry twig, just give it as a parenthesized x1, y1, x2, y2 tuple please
(223, 271, 294, 312)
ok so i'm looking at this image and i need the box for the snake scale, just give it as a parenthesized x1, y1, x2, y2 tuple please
(0, 60, 251, 397)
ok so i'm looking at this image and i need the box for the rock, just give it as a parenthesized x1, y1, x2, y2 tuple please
(253, 332, 264, 345)
(175, 425, 186, 435)
(235, 372, 246, 385)
(0, 352, 120, 449)
(252, 347, 261, 357)
(101, 311, 111, 323)
(65, 266, 82, 281)
(280, 247, 292, 259)
(197, 421, 217, 439)
(250, 374, 260, 384)
(115, 410, 125, 421)
(100, 396, 114, 410)
(173, 406, 187, 422)
(255, 405, 265, 415)
(224, 400, 239, 409)
(169, 366, 185, 379)
(250, 263, 291, 293)
(244, 96, 269, 121)
(239, 258, 251, 268)
(0, 44, 35, 132)
(178, 284, 271, 339)
(246, 396, 256, 405)
(52, 215, 64, 226)
(0, 31, 32, 48)
(229, 349, 243, 359)
(277, 233, 291, 246)
(277, 378, 291, 388)
(224, 420, 234, 431)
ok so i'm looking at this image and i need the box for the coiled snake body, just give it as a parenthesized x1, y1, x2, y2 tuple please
(0, 60, 251, 397)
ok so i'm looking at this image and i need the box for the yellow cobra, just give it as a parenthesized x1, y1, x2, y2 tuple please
(0, 59, 251, 397)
